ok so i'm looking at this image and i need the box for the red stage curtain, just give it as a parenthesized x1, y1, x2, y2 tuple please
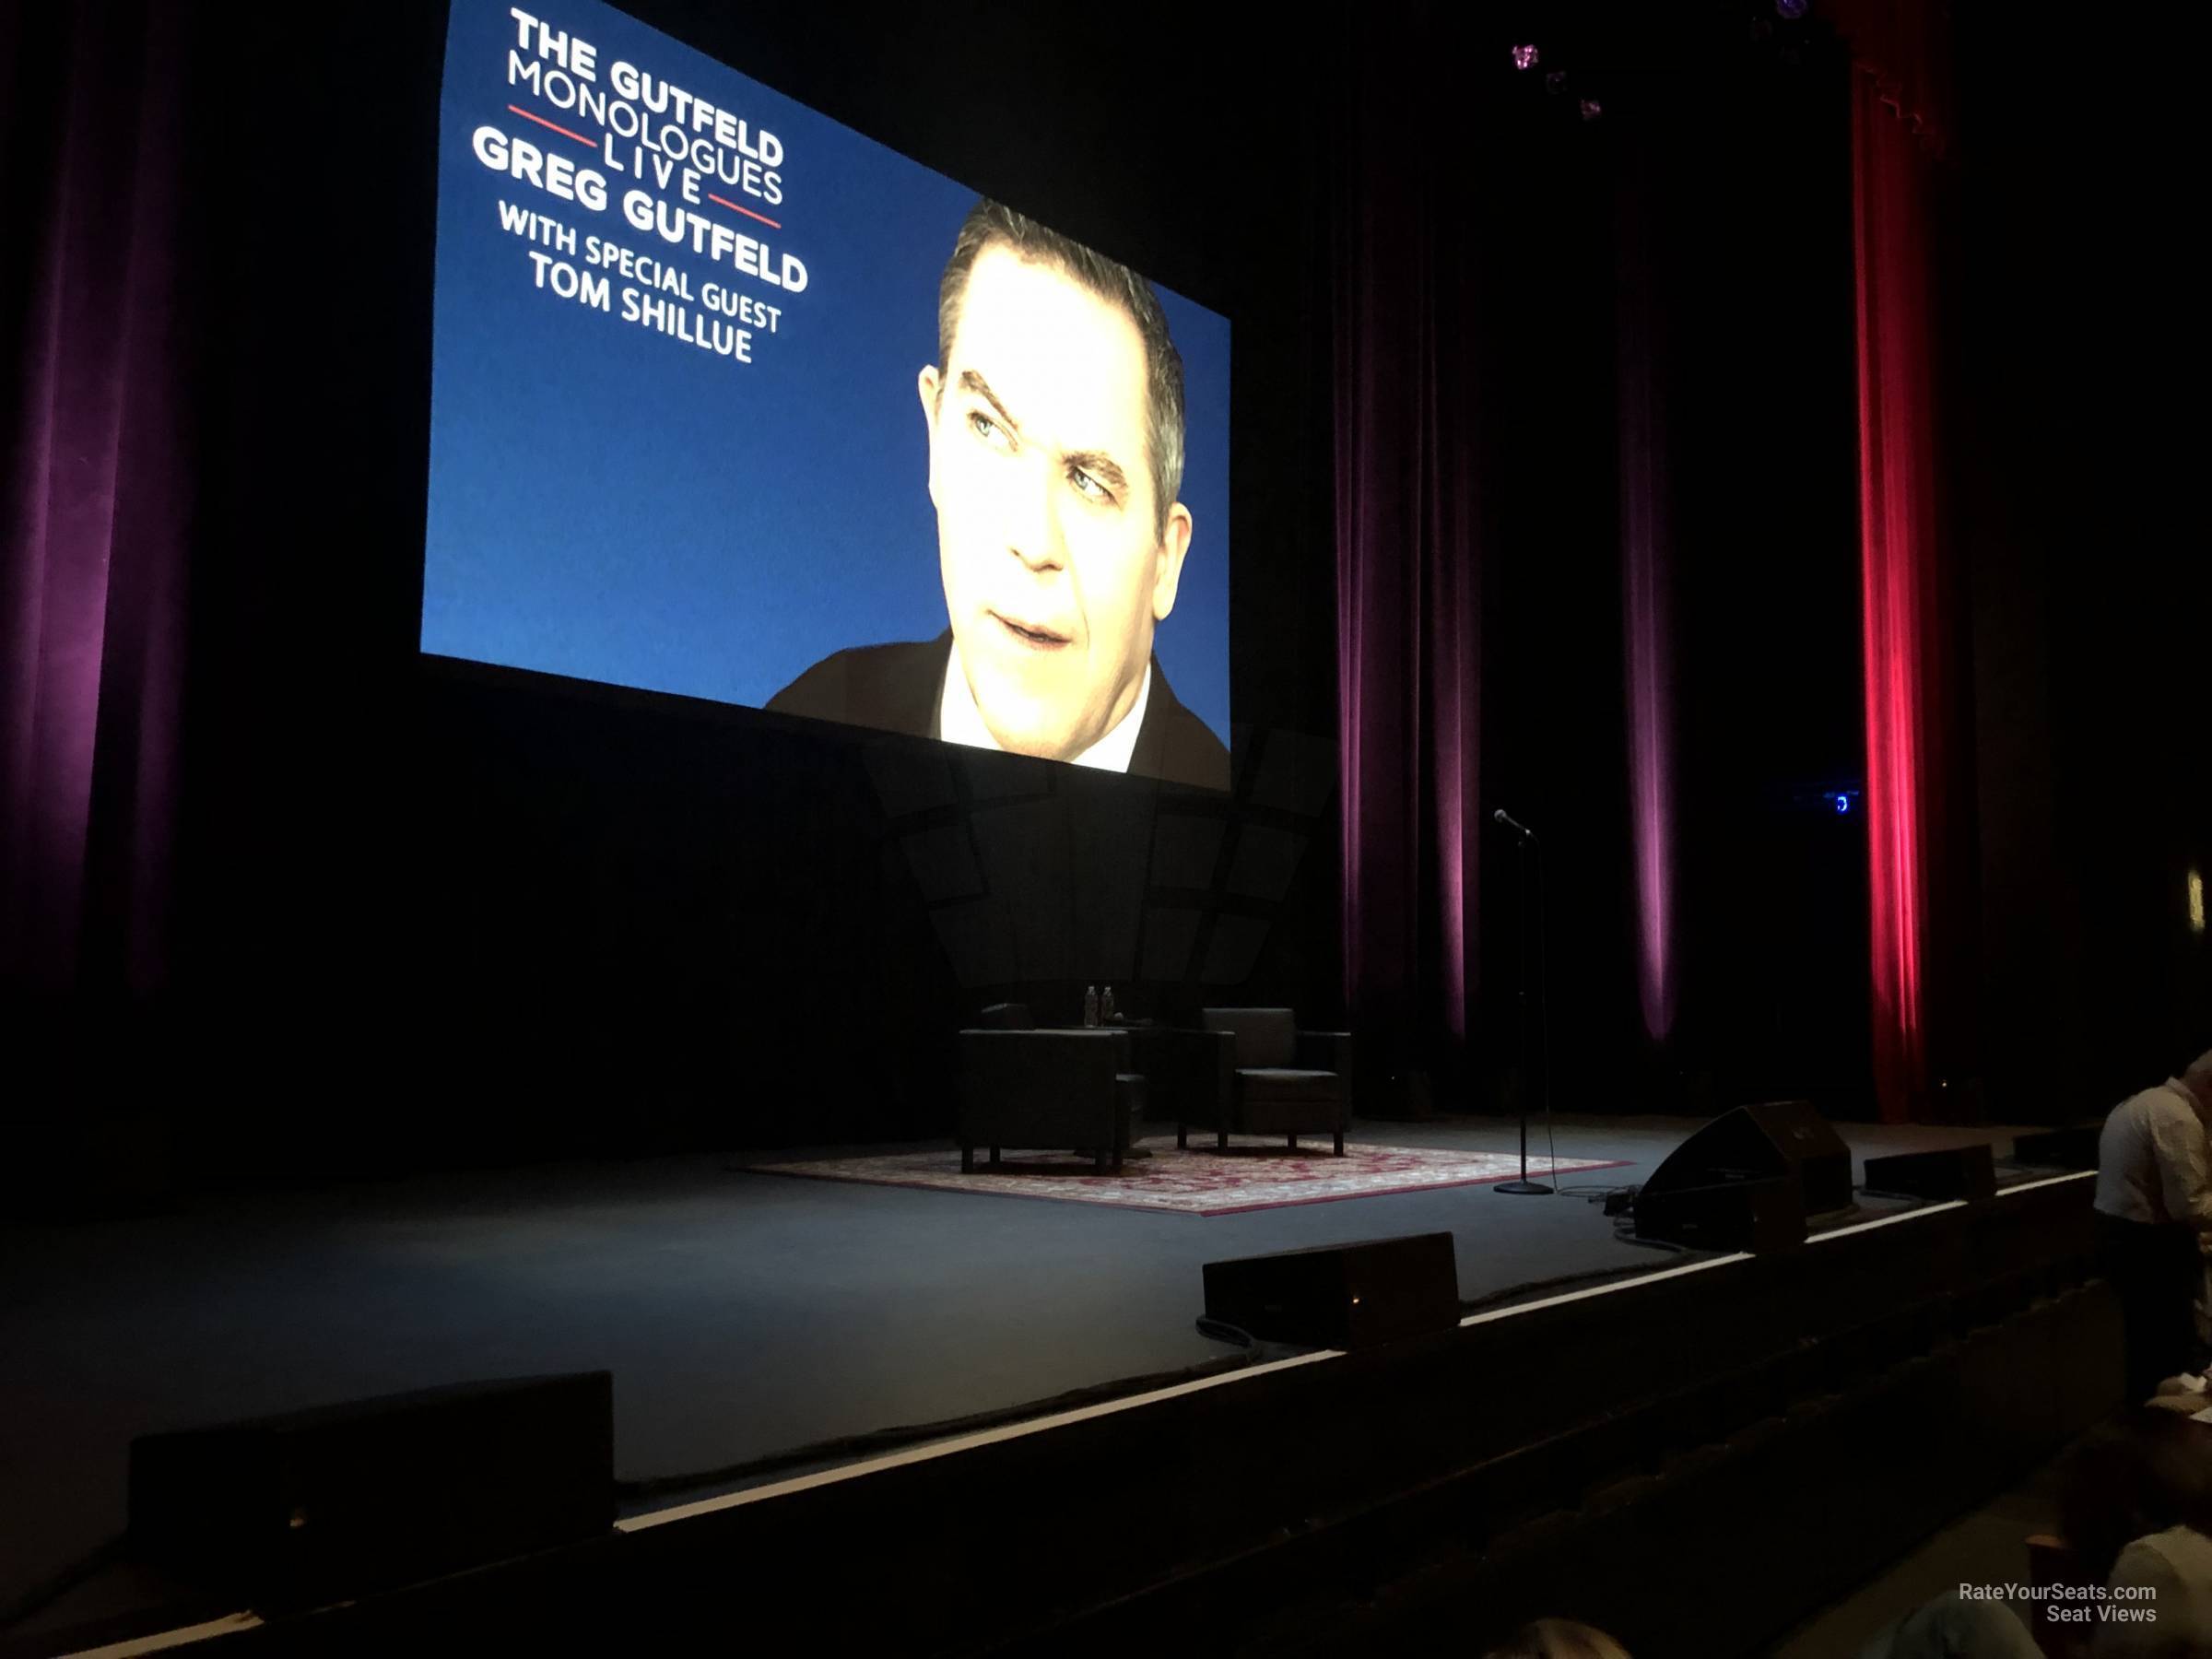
(1849, 47, 1952, 1122)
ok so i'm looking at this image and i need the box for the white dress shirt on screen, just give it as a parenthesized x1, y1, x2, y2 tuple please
(937, 645, 1154, 773)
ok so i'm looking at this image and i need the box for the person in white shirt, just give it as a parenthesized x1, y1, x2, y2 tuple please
(2093, 1050, 2212, 1397)
(2099, 1524, 2212, 1658)
(2060, 1412, 2212, 1659)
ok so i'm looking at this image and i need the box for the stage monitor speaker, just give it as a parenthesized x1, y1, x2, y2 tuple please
(130, 1372, 613, 1610)
(1203, 1232, 1459, 1349)
(1640, 1100, 1853, 1218)
(2010, 1126, 2101, 1171)
(1633, 1178, 1805, 1253)
(1863, 1143, 1997, 1201)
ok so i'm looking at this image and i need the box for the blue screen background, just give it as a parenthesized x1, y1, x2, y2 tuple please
(423, 0, 1231, 750)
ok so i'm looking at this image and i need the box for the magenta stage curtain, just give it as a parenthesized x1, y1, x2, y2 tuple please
(1617, 158, 1677, 1051)
(1332, 25, 1484, 1072)
(1, 1, 196, 997)
(1849, 57, 1952, 1122)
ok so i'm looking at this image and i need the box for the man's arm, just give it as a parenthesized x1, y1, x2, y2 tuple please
(2147, 1093, 2212, 1230)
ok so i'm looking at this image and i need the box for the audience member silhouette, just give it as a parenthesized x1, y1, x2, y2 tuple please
(2093, 1050, 2212, 1398)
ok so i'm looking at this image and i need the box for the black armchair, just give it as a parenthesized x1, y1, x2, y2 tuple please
(1128, 1025, 1232, 1129)
(957, 1030, 1145, 1174)
(1174, 1008, 1353, 1155)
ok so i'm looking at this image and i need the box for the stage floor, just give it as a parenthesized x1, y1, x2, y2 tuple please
(0, 1112, 2043, 1632)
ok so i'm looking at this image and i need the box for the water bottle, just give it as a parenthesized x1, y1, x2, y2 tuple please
(1084, 985, 1100, 1028)
(1101, 984, 1117, 1024)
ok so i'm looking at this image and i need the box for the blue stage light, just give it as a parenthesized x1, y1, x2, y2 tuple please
(1834, 794, 1850, 814)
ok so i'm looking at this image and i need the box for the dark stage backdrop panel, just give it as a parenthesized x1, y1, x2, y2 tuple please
(422, 0, 1231, 761)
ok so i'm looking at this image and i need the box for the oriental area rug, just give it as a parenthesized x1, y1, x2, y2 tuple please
(739, 1140, 1631, 1217)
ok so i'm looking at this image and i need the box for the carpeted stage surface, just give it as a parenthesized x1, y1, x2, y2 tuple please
(0, 1113, 2041, 1624)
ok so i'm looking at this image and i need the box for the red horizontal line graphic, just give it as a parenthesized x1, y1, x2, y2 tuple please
(707, 193, 782, 230)
(507, 103, 594, 147)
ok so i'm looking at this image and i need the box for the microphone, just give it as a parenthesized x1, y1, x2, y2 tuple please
(1492, 808, 1536, 841)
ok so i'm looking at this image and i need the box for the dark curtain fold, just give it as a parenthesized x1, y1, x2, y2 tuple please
(1332, 18, 1484, 1078)
(2, 0, 197, 999)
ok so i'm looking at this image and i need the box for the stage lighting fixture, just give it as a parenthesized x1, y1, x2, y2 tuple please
(1579, 99, 1603, 121)
(1833, 793, 1850, 815)
(1512, 43, 1539, 70)
(1546, 70, 1567, 94)
(1776, 0, 1808, 17)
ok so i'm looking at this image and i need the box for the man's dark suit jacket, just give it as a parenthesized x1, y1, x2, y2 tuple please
(767, 630, 1230, 790)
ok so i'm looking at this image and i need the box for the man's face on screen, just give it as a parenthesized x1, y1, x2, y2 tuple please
(921, 247, 1192, 761)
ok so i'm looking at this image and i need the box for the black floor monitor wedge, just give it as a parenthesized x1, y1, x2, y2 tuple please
(1641, 1102, 1852, 1210)
(1633, 1100, 1851, 1251)
(129, 1372, 614, 1611)
(1634, 1177, 1806, 1253)
(1203, 1233, 1460, 1349)
(1863, 1143, 1998, 1201)
(2010, 1126, 2101, 1171)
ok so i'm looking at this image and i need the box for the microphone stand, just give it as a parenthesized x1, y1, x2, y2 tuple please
(1496, 817, 1554, 1195)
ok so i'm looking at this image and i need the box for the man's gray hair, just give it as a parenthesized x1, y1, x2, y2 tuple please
(2174, 1048, 2212, 1115)
(935, 199, 1186, 542)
